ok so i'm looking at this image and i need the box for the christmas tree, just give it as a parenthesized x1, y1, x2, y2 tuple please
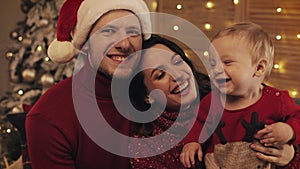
(0, 0, 75, 167)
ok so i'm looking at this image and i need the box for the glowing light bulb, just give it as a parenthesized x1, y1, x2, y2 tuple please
(18, 36, 23, 41)
(6, 129, 11, 133)
(176, 4, 182, 10)
(44, 57, 50, 62)
(273, 64, 279, 69)
(17, 89, 24, 96)
(204, 23, 212, 30)
(173, 25, 179, 31)
(204, 51, 209, 57)
(36, 45, 43, 52)
(297, 34, 300, 39)
(233, 0, 239, 5)
(276, 35, 282, 40)
(206, 2, 214, 9)
(276, 7, 282, 13)
(292, 91, 298, 97)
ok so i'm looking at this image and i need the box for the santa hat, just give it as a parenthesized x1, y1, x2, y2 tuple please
(48, 0, 151, 63)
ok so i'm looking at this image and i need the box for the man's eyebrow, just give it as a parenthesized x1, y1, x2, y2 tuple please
(126, 25, 141, 30)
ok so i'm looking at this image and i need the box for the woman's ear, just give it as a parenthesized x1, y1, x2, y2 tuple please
(144, 95, 154, 104)
(254, 59, 267, 77)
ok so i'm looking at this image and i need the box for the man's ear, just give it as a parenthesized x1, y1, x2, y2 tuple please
(144, 95, 154, 104)
(254, 59, 267, 77)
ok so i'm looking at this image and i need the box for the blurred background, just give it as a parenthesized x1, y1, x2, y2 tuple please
(0, 0, 299, 168)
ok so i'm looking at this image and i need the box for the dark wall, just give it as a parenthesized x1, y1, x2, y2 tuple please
(0, 0, 24, 97)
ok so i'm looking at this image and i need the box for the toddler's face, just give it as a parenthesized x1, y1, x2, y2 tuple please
(209, 35, 258, 96)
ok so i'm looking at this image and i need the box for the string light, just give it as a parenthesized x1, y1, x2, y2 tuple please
(291, 90, 298, 97)
(6, 129, 11, 134)
(173, 25, 179, 31)
(297, 34, 300, 39)
(276, 7, 282, 13)
(276, 35, 282, 40)
(176, 4, 182, 10)
(233, 0, 239, 5)
(203, 51, 209, 57)
(18, 36, 23, 42)
(17, 89, 24, 96)
(36, 45, 43, 52)
(206, 1, 215, 9)
(44, 57, 50, 62)
(273, 63, 280, 69)
(204, 23, 212, 30)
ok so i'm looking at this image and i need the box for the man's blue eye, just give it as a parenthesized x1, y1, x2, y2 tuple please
(100, 28, 115, 35)
(127, 29, 141, 37)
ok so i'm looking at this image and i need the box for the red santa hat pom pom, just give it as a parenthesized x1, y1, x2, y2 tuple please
(47, 0, 83, 63)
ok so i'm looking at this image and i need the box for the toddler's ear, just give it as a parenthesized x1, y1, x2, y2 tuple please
(254, 59, 267, 77)
(144, 95, 154, 104)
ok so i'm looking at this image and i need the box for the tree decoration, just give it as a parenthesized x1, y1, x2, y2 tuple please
(0, 0, 71, 167)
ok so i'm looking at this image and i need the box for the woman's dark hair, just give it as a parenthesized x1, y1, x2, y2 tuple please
(129, 34, 211, 136)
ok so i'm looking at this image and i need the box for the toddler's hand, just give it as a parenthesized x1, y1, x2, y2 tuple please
(255, 122, 294, 146)
(180, 142, 202, 168)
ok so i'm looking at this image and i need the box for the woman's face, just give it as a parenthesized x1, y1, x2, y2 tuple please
(141, 44, 197, 111)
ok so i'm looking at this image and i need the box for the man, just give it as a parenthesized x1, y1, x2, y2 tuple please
(26, 0, 151, 168)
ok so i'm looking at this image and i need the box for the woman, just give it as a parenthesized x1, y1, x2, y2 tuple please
(128, 35, 299, 169)
(128, 34, 209, 169)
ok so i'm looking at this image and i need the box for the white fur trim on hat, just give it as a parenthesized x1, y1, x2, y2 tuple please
(73, 0, 151, 49)
(47, 39, 79, 63)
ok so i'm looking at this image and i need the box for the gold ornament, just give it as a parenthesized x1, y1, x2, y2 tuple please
(22, 68, 37, 82)
(5, 51, 14, 60)
(40, 73, 55, 87)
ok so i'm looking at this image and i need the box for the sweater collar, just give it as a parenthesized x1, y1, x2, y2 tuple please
(75, 57, 113, 99)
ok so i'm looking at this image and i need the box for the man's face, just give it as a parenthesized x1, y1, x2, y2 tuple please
(88, 10, 143, 79)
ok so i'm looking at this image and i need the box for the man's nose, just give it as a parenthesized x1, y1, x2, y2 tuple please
(115, 34, 131, 52)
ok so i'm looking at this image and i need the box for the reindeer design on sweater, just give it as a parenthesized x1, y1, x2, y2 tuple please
(204, 112, 274, 169)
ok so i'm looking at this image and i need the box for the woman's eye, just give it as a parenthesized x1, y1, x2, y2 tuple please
(155, 72, 165, 80)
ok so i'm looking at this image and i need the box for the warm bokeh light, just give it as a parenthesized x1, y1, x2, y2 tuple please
(276, 35, 282, 40)
(204, 23, 212, 30)
(273, 64, 280, 69)
(291, 90, 298, 97)
(233, 0, 239, 5)
(173, 25, 179, 31)
(17, 89, 24, 96)
(44, 57, 50, 62)
(176, 4, 182, 10)
(297, 34, 300, 39)
(206, 1, 215, 9)
(276, 7, 282, 13)
(203, 51, 209, 57)
(18, 36, 23, 42)
(36, 45, 43, 52)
